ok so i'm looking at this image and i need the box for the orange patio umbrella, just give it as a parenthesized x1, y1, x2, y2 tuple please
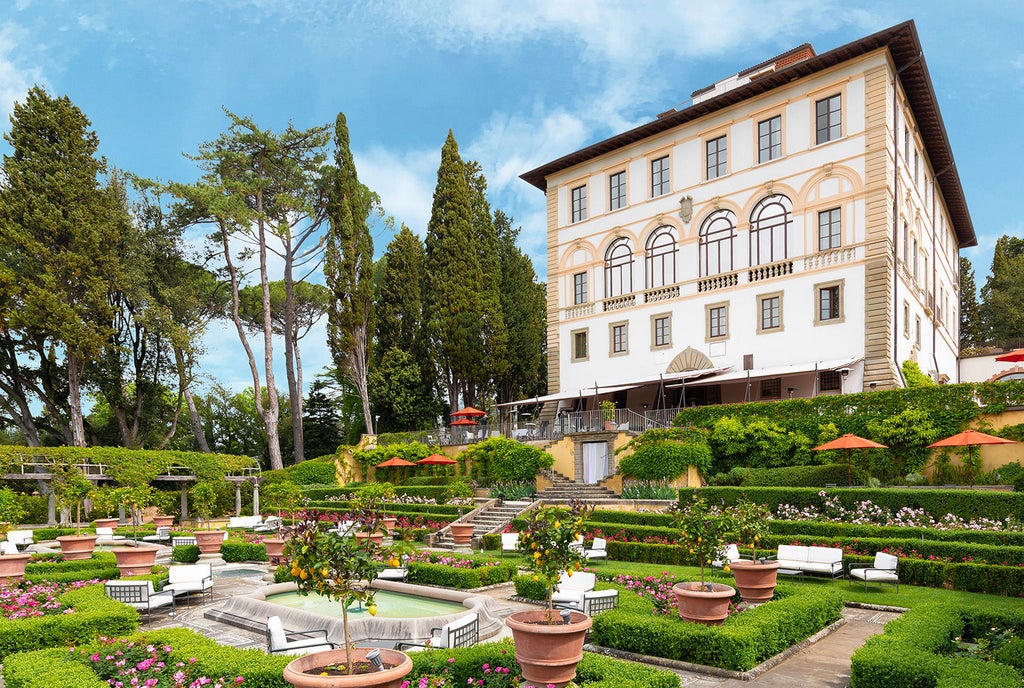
(418, 454, 457, 465)
(812, 434, 888, 486)
(996, 348, 1024, 363)
(451, 406, 487, 418)
(450, 418, 480, 426)
(376, 457, 417, 468)
(928, 430, 1017, 487)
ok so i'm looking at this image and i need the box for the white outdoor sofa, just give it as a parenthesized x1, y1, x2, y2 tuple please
(164, 563, 214, 605)
(776, 544, 844, 580)
(228, 515, 263, 530)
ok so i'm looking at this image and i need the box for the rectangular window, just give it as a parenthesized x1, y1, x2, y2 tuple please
(708, 305, 727, 339)
(573, 330, 588, 360)
(903, 301, 910, 337)
(912, 238, 919, 281)
(651, 156, 670, 197)
(758, 115, 782, 163)
(819, 370, 841, 392)
(914, 149, 920, 185)
(571, 185, 587, 223)
(760, 378, 782, 399)
(902, 222, 909, 266)
(819, 286, 840, 321)
(611, 323, 628, 354)
(915, 316, 921, 347)
(608, 170, 626, 211)
(573, 272, 587, 305)
(817, 208, 841, 251)
(653, 316, 671, 348)
(904, 125, 910, 161)
(760, 295, 781, 331)
(706, 135, 727, 179)
(815, 94, 842, 144)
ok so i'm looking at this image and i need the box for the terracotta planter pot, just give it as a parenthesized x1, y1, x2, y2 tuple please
(194, 530, 226, 554)
(264, 537, 286, 563)
(380, 517, 397, 535)
(506, 609, 593, 688)
(152, 516, 175, 528)
(729, 559, 780, 603)
(282, 647, 412, 688)
(93, 518, 120, 529)
(671, 581, 735, 626)
(0, 553, 32, 585)
(369, 532, 384, 546)
(450, 523, 475, 546)
(354, 532, 371, 548)
(56, 534, 98, 561)
(112, 546, 160, 577)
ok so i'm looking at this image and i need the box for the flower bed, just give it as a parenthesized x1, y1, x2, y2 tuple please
(0, 580, 97, 619)
(77, 637, 244, 688)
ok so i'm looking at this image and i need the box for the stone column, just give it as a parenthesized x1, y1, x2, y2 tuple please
(252, 482, 260, 515)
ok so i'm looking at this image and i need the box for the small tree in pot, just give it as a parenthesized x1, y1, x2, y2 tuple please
(729, 498, 779, 604)
(283, 510, 407, 680)
(52, 463, 98, 561)
(672, 493, 735, 625)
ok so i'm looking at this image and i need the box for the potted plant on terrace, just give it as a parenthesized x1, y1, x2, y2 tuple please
(281, 510, 411, 688)
(672, 493, 736, 625)
(508, 500, 595, 688)
(600, 400, 617, 431)
(110, 485, 160, 576)
(189, 481, 226, 554)
(260, 481, 301, 563)
(0, 487, 31, 584)
(728, 498, 779, 604)
(53, 463, 99, 561)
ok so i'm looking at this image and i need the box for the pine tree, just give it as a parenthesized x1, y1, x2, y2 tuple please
(0, 86, 128, 446)
(980, 235, 1024, 348)
(324, 112, 376, 435)
(959, 256, 982, 351)
(423, 131, 483, 410)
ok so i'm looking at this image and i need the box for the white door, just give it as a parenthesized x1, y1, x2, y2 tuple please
(582, 442, 608, 484)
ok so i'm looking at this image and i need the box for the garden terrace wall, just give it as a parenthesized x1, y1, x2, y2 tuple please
(850, 602, 1024, 687)
(681, 487, 1024, 522)
(591, 583, 843, 672)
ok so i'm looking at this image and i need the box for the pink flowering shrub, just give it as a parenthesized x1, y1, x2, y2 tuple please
(401, 656, 525, 688)
(76, 638, 244, 688)
(0, 580, 97, 619)
(775, 491, 1014, 531)
(612, 573, 679, 615)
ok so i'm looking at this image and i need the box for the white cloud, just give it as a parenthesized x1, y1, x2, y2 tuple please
(0, 24, 45, 128)
(356, 145, 439, 237)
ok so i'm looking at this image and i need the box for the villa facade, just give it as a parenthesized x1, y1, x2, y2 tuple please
(516, 20, 974, 424)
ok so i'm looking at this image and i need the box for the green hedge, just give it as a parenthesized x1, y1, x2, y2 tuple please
(680, 487, 1024, 522)
(741, 463, 855, 487)
(769, 520, 1024, 548)
(221, 539, 268, 563)
(0, 584, 139, 662)
(304, 501, 462, 518)
(851, 603, 1024, 687)
(591, 582, 843, 672)
(761, 532, 1024, 567)
(408, 560, 516, 588)
(172, 544, 200, 563)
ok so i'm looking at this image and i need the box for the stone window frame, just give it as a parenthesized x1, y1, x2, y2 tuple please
(705, 301, 729, 342)
(571, 328, 589, 362)
(757, 290, 784, 334)
(650, 312, 672, 350)
(814, 278, 845, 326)
(609, 320, 629, 357)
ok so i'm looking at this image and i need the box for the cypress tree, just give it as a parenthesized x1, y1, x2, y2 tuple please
(959, 256, 982, 351)
(980, 236, 1024, 348)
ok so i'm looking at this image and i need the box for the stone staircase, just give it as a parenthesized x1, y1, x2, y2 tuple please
(533, 469, 619, 503)
(434, 499, 534, 549)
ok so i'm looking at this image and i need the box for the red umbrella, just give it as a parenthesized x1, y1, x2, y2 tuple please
(376, 457, 416, 468)
(450, 418, 480, 426)
(813, 434, 888, 486)
(996, 348, 1024, 363)
(451, 406, 487, 418)
(418, 454, 457, 465)
(928, 430, 1017, 487)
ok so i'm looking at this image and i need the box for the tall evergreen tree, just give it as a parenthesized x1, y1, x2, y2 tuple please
(423, 131, 484, 410)
(302, 377, 344, 459)
(980, 235, 1024, 348)
(324, 112, 376, 436)
(0, 86, 129, 446)
(494, 211, 547, 403)
(959, 256, 982, 351)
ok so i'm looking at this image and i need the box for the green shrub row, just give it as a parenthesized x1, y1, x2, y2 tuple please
(304, 500, 463, 517)
(30, 527, 77, 540)
(762, 533, 1024, 567)
(0, 584, 139, 662)
(512, 574, 548, 600)
(850, 603, 1024, 687)
(407, 560, 516, 588)
(172, 544, 201, 563)
(221, 539, 268, 563)
(680, 487, 1024, 521)
(740, 463, 855, 487)
(769, 519, 1024, 547)
(591, 583, 843, 672)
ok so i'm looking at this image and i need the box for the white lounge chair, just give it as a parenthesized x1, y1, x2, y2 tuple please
(712, 543, 745, 568)
(142, 526, 171, 543)
(105, 580, 176, 622)
(254, 516, 281, 533)
(848, 552, 899, 591)
(584, 537, 608, 560)
(7, 530, 33, 550)
(555, 588, 619, 616)
(501, 532, 519, 557)
(164, 563, 214, 605)
(95, 527, 127, 544)
(0, 541, 19, 555)
(398, 612, 478, 651)
(549, 570, 596, 608)
(266, 615, 337, 655)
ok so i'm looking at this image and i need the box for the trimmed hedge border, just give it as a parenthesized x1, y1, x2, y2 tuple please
(221, 539, 269, 563)
(408, 560, 517, 588)
(850, 603, 1024, 687)
(590, 582, 844, 672)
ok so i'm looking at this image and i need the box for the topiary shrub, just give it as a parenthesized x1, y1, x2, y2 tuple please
(285, 458, 337, 486)
(994, 638, 1024, 673)
(172, 545, 200, 563)
(220, 539, 268, 563)
(512, 573, 548, 600)
(459, 437, 554, 483)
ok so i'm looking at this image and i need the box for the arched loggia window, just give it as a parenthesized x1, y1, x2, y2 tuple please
(749, 194, 792, 266)
(645, 227, 677, 289)
(699, 210, 736, 277)
(604, 238, 633, 297)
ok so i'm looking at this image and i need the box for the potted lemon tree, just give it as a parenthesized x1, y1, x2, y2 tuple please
(508, 500, 594, 688)
(672, 493, 736, 625)
(53, 463, 99, 561)
(0, 487, 31, 584)
(281, 511, 411, 687)
(190, 482, 226, 554)
(728, 498, 779, 604)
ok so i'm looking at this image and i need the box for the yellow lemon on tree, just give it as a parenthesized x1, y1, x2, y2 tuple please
(689, 548, 695, 554)
(723, 565, 731, 573)
(697, 537, 702, 542)
(554, 521, 560, 528)
(299, 569, 308, 580)
(388, 557, 400, 568)
(575, 562, 582, 570)
(566, 569, 573, 577)
(532, 575, 539, 581)
(368, 603, 378, 617)
(321, 568, 329, 577)
(533, 551, 541, 559)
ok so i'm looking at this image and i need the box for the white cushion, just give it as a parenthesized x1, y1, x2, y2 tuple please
(808, 547, 842, 565)
(501, 533, 519, 550)
(0, 541, 19, 555)
(550, 590, 584, 608)
(873, 552, 898, 571)
(777, 545, 808, 562)
(7, 530, 33, 546)
(801, 562, 838, 574)
(556, 570, 595, 593)
(850, 568, 898, 582)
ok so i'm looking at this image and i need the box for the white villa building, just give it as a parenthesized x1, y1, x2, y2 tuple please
(508, 20, 974, 434)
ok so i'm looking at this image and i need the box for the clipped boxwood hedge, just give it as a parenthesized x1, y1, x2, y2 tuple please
(221, 538, 268, 563)
(0, 584, 139, 662)
(408, 560, 517, 588)
(850, 603, 1024, 687)
(768, 520, 1024, 548)
(741, 463, 855, 487)
(591, 582, 843, 672)
(681, 487, 1024, 522)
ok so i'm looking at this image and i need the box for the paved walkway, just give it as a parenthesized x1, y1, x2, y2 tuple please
(147, 568, 897, 687)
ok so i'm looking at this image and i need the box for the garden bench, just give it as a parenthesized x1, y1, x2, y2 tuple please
(105, 580, 176, 622)
(775, 544, 843, 580)
(398, 612, 478, 651)
(164, 563, 214, 605)
(266, 615, 336, 655)
(228, 515, 263, 529)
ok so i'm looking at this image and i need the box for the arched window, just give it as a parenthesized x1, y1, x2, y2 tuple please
(604, 238, 633, 298)
(749, 194, 791, 266)
(645, 227, 677, 289)
(699, 210, 736, 277)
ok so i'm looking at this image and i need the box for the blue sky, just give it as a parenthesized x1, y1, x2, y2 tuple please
(2, 1, 1021, 394)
